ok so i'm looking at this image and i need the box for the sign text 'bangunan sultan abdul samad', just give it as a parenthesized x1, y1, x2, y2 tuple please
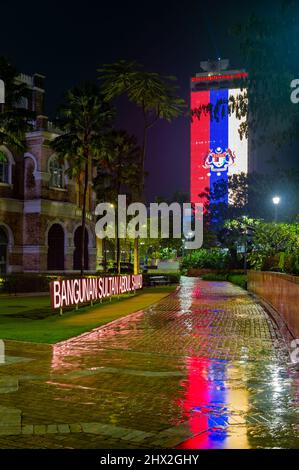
(50, 275, 143, 309)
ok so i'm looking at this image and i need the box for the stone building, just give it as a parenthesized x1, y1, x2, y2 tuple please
(0, 73, 97, 274)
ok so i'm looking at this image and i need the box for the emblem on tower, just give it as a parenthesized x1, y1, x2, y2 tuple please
(203, 146, 235, 173)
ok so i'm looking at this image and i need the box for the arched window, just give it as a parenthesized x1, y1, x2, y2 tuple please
(0, 151, 9, 184)
(47, 224, 65, 270)
(49, 157, 64, 188)
(0, 227, 8, 274)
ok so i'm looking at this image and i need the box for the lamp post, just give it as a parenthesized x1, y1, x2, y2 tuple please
(241, 216, 248, 272)
(272, 196, 280, 222)
(185, 231, 194, 260)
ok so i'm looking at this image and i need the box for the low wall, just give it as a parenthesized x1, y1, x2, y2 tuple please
(248, 271, 299, 338)
(187, 268, 214, 277)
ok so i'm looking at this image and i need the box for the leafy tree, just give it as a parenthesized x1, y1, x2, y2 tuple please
(231, 1, 299, 146)
(0, 57, 33, 150)
(51, 83, 114, 275)
(98, 60, 185, 273)
(199, 170, 299, 226)
(94, 129, 140, 273)
(218, 217, 258, 269)
(247, 221, 299, 272)
(180, 248, 230, 273)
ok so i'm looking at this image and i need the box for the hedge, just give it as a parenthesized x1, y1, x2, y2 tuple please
(0, 272, 181, 294)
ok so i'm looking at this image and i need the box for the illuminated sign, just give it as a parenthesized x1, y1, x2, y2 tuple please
(50, 274, 143, 309)
(190, 86, 248, 207)
(191, 72, 248, 83)
(0, 79, 4, 104)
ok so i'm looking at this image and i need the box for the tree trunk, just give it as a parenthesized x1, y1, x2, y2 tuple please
(140, 126, 148, 199)
(103, 237, 107, 273)
(133, 125, 148, 276)
(116, 201, 121, 274)
(80, 160, 89, 276)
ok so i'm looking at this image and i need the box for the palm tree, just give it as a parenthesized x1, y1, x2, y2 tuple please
(98, 60, 185, 273)
(94, 129, 140, 274)
(0, 56, 33, 150)
(51, 83, 114, 275)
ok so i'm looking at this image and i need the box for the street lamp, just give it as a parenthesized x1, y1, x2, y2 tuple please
(185, 231, 194, 260)
(272, 196, 280, 222)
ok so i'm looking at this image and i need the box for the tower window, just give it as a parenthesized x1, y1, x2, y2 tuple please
(0, 151, 9, 184)
(49, 157, 64, 188)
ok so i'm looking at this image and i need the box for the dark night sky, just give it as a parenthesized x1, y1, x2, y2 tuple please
(1, 0, 280, 201)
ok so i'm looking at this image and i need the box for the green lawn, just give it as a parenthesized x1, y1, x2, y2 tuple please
(0, 286, 176, 344)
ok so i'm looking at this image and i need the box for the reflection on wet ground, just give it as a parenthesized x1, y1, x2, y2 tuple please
(0, 276, 298, 448)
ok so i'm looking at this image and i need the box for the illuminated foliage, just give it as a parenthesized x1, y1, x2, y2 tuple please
(98, 60, 185, 273)
(0, 56, 33, 150)
(51, 83, 114, 275)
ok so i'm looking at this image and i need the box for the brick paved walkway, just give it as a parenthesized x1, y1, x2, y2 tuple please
(0, 277, 298, 448)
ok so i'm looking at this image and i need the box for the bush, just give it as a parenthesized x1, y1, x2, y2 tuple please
(159, 248, 177, 260)
(0, 274, 57, 294)
(284, 253, 299, 275)
(201, 272, 247, 289)
(227, 274, 247, 289)
(142, 272, 180, 286)
(1, 272, 139, 294)
(247, 222, 299, 275)
(180, 248, 229, 273)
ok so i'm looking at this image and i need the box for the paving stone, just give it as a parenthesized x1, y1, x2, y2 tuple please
(69, 423, 82, 433)
(34, 425, 47, 435)
(108, 427, 133, 438)
(47, 424, 58, 434)
(121, 430, 147, 441)
(22, 425, 34, 435)
(0, 377, 19, 394)
(80, 423, 103, 434)
(57, 424, 70, 434)
(128, 431, 156, 443)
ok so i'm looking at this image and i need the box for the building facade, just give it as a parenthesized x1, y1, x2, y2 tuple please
(0, 73, 97, 274)
(190, 59, 248, 207)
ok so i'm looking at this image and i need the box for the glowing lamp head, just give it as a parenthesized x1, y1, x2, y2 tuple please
(272, 196, 280, 205)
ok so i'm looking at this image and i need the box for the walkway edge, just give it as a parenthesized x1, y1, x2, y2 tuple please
(250, 292, 294, 360)
(54, 285, 181, 347)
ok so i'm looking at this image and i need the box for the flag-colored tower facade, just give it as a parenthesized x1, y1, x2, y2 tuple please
(190, 60, 248, 207)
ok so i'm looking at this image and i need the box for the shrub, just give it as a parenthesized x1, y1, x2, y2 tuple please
(0, 274, 57, 294)
(159, 247, 177, 260)
(1, 272, 146, 294)
(201, 272, 247, 289)
(284, 253, 299, 275)
(247, 222, 299, 275)
(227, 274, 247, 289)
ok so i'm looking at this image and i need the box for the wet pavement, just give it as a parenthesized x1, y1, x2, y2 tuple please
(0, 276, 298, 449)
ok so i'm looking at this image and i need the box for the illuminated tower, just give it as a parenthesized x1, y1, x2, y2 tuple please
(190, 59, 248, 208)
